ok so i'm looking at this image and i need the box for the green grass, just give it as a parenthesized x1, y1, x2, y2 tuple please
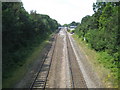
(72, 34, 118, 88)
(3, 35, 51, 88)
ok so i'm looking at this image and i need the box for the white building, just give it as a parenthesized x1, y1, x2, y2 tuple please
(69, 26, 77, 31)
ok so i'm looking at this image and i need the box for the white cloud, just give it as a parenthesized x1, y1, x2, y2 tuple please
(21, 0, 96, 25)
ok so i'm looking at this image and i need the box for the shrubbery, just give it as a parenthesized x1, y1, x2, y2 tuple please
(75, 2, 119, 87)
(2, 2, 59, 81)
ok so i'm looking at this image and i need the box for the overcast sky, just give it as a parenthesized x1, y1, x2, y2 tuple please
(21, 0, 96, 25)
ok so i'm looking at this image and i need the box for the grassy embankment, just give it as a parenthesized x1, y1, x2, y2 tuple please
(3, 34, 53, 88)
(72, 34, 118, 88)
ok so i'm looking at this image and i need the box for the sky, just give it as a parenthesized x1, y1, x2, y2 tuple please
(21, 0, 96, 25)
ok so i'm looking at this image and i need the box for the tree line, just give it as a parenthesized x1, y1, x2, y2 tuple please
(2, 2, 59, 81)
(63, 21, 79, 27)
(75, 2, 120, 87)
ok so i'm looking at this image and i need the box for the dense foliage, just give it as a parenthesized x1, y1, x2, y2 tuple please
(63, 21, 79, 27)
(2, 2, 58, 80)
(75, 2, 120, 87)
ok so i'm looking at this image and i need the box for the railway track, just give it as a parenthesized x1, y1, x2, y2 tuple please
(29, 34, 58, 89)
(66, 31, 87, 88)
(29, 29, 87, 89)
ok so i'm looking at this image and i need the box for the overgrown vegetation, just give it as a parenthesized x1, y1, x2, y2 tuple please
(2, 2, 59, 87)
(75, 2, 120, 87)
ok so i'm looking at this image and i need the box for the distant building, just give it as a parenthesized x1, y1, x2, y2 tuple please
(58, 26, 64, 30)
(69, 26, 77, 30)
